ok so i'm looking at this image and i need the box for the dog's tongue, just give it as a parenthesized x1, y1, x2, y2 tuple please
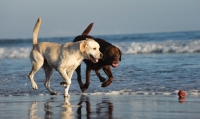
(95, 58, 99, 62)
(112, 63, 118, 67)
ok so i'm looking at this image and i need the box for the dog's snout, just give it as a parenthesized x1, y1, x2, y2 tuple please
(100, 53, 103, 59)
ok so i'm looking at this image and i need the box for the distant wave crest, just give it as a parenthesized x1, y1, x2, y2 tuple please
(115, 40, 200, 54)
(0, 47, 31, 59)
(0, 40, 200, 59)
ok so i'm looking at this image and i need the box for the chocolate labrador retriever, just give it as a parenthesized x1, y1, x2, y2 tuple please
(73, 23, 122, 92)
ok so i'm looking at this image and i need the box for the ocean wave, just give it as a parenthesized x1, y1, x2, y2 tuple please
(0, 47, 31, 59)
(115, 40, 200, 54)
(0, 40, 200, 59)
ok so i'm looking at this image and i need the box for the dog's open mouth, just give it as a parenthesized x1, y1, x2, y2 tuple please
(111, 60, 119, 68)
(111, 63, 118, 68)
(89, 54, 99, 63)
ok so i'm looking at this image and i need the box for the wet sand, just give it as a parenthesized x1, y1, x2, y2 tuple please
(0, 94, 200, 119)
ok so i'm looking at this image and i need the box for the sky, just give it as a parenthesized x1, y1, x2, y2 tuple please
(0, 0, 200, 39)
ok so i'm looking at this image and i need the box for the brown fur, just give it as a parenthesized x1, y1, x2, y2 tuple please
(73, 23, 122, 92)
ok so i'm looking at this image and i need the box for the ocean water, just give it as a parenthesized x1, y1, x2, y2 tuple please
(0, 31, 200, 96)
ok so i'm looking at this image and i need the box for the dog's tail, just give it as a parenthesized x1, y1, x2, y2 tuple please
(32, 18, 42, 45)
(81, 23, 93, 35)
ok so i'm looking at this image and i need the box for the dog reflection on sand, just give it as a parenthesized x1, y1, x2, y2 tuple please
(29, 96, 114, 119)
(77, 95, 114, 118)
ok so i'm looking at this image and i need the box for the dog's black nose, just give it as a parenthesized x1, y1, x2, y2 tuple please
(100, 53, 103, 59)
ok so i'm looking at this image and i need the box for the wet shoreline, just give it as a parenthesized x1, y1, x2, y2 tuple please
(0, 94, 200, 119)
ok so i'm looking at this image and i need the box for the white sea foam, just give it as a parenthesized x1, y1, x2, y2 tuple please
(90, 90, 200, 96)
(1, 89, 200, 97)
(0, 47, 31, 59)
(0, 40, 200, 59)
(115, 40, 200, 54)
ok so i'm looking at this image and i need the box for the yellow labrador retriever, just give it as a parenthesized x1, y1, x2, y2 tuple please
(28, 18, 102, 96)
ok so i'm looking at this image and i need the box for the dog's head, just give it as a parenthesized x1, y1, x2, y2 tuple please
(104, 46, 122, 68)
(80, 38, 103, 63)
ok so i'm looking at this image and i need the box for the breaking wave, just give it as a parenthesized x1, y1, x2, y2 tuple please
(115, 40, 200, 54)
(0, 47, 31, 59)
(0, 40, 200, 59)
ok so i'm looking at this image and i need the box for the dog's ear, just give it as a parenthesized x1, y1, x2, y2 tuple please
(80, 41, 87, 52)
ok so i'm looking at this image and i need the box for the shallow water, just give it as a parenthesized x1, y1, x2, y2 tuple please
(0, 53, 199, 96)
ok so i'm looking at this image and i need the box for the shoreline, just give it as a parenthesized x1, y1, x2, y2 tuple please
(1, 89, 200, 97)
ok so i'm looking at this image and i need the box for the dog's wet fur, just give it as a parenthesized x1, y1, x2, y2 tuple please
(28, 18, 102, 96)
(73, 23, 122, 92)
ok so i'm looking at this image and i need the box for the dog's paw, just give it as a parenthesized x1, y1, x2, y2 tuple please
(50, 92, 57, 95)
(81, 84, 89, 92)
(32, 82, 38, 90)
(101, 81, 113, 87)
(81, 87, 88, 93)
(79, 86, 87, 92)
(99, 77, 107, 82)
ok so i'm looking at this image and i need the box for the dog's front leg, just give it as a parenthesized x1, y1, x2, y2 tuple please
(58, 68, 72, 97)
(101, 66, 114, 87)
(95, 69, 107, 82)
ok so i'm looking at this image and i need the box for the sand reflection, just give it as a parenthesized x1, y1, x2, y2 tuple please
(77, 95, 114, 119)
(61, 96, 74, 119)
(29, 95, 114, 119)
(29, 102, 38, 119)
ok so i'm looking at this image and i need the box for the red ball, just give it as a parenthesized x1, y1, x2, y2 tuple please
(178, 90, 186, 98)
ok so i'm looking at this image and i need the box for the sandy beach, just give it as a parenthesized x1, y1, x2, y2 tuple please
(0, 94, 200, 119)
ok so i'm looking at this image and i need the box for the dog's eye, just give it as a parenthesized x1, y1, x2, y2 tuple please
(93, 48, 96, 50)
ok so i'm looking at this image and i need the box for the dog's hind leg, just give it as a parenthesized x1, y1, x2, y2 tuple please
(28, 52, 44, 90)
(43, 60, 57, 95)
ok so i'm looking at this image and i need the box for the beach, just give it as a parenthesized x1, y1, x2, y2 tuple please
(0, 94, 200, 119)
